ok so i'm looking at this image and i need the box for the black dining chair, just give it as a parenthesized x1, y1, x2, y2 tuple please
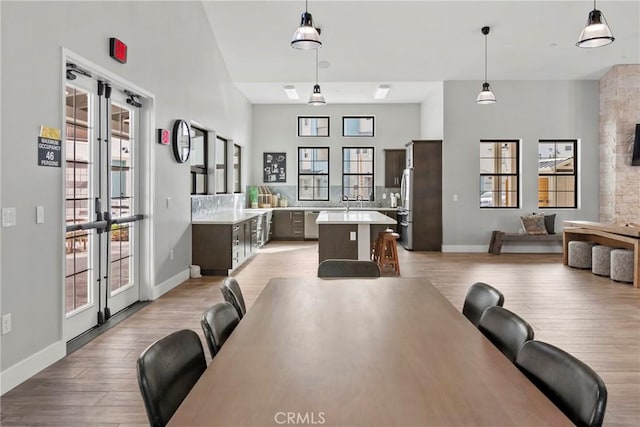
(516, 340, 608, 427)
(136, 329, 206, 427)
(201, 302, 240, 359)
(317, 259, 381, 278)
(220, 277, 246, 319)
(478, 306, 534, 363)
(462, 282, 505, 327)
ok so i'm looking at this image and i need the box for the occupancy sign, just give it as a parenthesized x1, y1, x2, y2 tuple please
(38, 136, 61, 167)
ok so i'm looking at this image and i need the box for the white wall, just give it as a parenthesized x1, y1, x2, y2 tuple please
(442, 80, 600, 251)
(0, 0, 251, 387)
(250, 104, 420, 188)
(420, 83, 444, 139)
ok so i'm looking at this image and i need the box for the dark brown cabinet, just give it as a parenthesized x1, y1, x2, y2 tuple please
(272, 210, 304, 240)
(192, 213, 269, 276)
(318, 224, 358, 262)
(384, 149, 406, 188)
(193, 223, 239, 275)
(405, 140, 442, 251)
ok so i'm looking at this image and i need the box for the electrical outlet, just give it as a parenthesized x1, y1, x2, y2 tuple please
(2, 207, 16, 227)
(2, 313, 12, 335)
(36, 206, 45, 223)
(170, 249, 174, 261)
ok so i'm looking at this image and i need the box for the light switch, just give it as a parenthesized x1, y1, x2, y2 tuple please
(36, 206, 45, 224)
(2, 207, 16, 227)
(453, 194, 458, 202)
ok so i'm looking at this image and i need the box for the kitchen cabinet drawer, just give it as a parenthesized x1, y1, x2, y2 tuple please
(272, 210, 305, 240)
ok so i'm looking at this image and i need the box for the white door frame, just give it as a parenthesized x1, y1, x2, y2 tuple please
(61, 49, 155, 342)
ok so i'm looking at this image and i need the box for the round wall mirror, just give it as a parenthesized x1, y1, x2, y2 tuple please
(172, 119, 192, 163)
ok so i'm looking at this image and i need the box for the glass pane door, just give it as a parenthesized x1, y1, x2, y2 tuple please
(64, 81, 98, 340)
(106, 99, 139, 313)
(64, 74, 141, 340)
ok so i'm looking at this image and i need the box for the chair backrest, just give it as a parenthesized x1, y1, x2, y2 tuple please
(201, 302, 240, 359)
(462, 282, 505, 327)
(136, 329, 206, 427)
(220, 277, 246, 319)
(478, 306, 534, 363)
(516, 340, 607, 427)
(317, 259, 381, 278)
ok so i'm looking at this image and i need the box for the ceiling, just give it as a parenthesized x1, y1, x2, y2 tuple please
(201, 1, 640, 104)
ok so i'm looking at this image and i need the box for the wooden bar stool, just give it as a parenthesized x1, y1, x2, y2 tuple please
(374, 229, 400, 276)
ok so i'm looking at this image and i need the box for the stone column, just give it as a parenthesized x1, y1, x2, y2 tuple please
(599, 65, 640, 224)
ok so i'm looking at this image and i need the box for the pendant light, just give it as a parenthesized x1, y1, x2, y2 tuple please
(577, 0, 614, 48)
(476, 26, 496, 105)
(308, 50, 326, 106)
(291, 0, 321, 50)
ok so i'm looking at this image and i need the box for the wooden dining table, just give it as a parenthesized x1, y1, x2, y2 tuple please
(169, 278, 571, 426)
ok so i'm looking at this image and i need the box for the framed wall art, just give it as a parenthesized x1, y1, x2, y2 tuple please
(264, 152, 286, 182)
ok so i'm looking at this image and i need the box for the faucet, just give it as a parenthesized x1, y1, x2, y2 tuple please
(356, 195, 364, 209)
(341, 194, 350, 212)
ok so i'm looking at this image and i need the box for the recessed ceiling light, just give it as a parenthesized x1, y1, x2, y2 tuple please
(283, 85, 299, 100)
(374, 84, 391, 99)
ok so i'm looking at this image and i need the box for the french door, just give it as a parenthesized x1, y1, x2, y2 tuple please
(64, 70, 141, 341)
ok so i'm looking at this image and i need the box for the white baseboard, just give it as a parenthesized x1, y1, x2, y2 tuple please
(151, 268, 190, 300)
(498, 245, 563, 254)
(442, 245, 487, 253)
(1, 340, 66, 395)
(442, 244, 562, 253)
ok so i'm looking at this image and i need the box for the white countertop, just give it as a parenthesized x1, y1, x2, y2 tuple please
(192, 211, 265, 225)
(270, 207, 399, 212)
(316, 210, 397, 225)
(192, 207, 398, 225)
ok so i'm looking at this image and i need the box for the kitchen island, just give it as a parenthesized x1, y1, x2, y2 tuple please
(316, 210, 397, 262)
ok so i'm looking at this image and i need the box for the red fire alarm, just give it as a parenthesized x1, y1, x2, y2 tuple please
(158, 129, 170, 145)
(109, 38, 128, 64)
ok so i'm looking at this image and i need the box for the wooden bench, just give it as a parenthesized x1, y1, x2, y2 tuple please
(488, 230, 563, 255)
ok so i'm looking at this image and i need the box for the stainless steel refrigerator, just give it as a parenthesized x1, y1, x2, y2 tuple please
(398, 140, 442, 251)
(399, 168, 414, 249)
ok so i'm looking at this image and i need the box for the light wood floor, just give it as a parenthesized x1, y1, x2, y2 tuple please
(2, 242, 639, 426)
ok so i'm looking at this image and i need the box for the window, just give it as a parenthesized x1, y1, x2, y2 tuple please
(342, 147, 374, 201)
(298, 116, 329, 137)
(480, 140, 519, 208)
(233, 144, 241, 193)
(190, 126, 207, 194)
(343, 116, 374, 137)
(298, 147, 329, 201)
(215, 136, 227, 194)
(538, 140, 577, 208)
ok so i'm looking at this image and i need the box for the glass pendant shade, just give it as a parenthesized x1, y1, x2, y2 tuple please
(292, 12, 322, 49)
(308, 84, 326, 106)
(476, 83, 497, 104)
(577, 9, 614, 48)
